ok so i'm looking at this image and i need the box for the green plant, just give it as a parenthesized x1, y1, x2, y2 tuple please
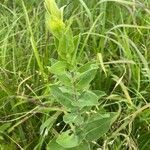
(44, 0, 118, 149)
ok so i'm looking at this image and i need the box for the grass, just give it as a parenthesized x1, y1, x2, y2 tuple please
(0, 0, 150, 149)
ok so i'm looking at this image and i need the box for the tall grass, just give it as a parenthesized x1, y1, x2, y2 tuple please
(0, 0, 150, 149)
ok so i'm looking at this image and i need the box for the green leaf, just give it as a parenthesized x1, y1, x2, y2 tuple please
(57, 73, 72, 86)
(47, 138, 66, 150)
(56, 130, 80, 148)
(58, 29, 74, 60)
(71, 35, 81, 64)
(47, 138, 89, 150)
(92, 90, 106, 98)
(76, 65, 98, 90)
(63, 113, 84, 125)
(73, 141, 90, 150)
(59, 86, 74, 95)
(72, 91, 99, 108)
(40, 112, 59, 136)
(77, 62, 96, 73)
(48, 61, 67, 75)
(138, 132, 150, 150)
(0, 123, 11, 132)
(50, 85, 73, 109)
(82, 113, 117, 141)
(79, 91, 99, 107)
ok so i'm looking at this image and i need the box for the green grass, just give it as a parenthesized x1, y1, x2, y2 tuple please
(0, 0, 150, 149)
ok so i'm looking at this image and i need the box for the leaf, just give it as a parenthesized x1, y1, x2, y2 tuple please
(82, 113, 117, 141)
(47, 138, 89, 150)
(72, 91, 99, 108)
(79, 91, 99, 107)
(73, 141, 90, 150)
(97, 53, 107, 76)
(58, 29, 74, 60)
(59, 86, 74, 95)
(48, 61, 67, 75)
(138, 132, 150, 150)
(140, 109, 150, 122)
(0, 123, 11, 132)
(92, 90, 106, 98)
(57, 73, 72, 86)
(63, 113, 84, 125)
(50, 85, 73, 109)
(0, 136, 3, 140)
(40, 112, 59, 136)
(77, 62, 96, 73)
(71, 35, 81, 64)
(47, 138, 66, 150)
(56, 130, 80, 148)
(76, 65, 98, 90)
